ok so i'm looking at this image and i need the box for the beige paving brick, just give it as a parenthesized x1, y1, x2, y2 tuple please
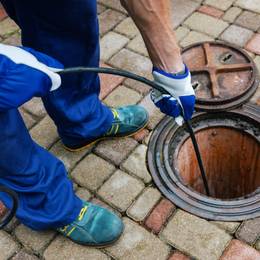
(14, 224, 55, 252)
(97, 4, 106, 14)
(49, 140, 90, 172)
(122, 144, 152, 183)
(205, 0, 235, 11)
(235, 0, 260, 14)
(98, 0, 127, 14)
(105, 218, 170, 260)
(43, 235, 109, 260)
(127, 34, 148, 57)
(104, 85, 142, 107)
(2, 32, 21, 46)
(22, 98, 47, 118)
(175, 26, 190, 43)
(72, 153, 115, 191)
(127, 187, 161, 221)
(180, 31, 214, 48)
(75, 188, 92, 201)
(98, 170, 144, 211)
(184, 12, 229, 37)
(99, 9, 126, 36)
(0, 18, 19, 38)
(139, 95, 165, 130)
(109, 48, 152, 79)
(255, 239, 260, 250)
(11, 250, 39, 260)
(114, 17, 139, 39)
(220, 25, 254, 47)
(95, 137, 138, 166)
(222, 7, 242, 23)
(171, 0, 200, 28)
(30, 116, 59, 149)
(235, 11, 260, 31)
(20, 109, 36, 129)
(212, 221, 241, 234)
(100, 32, 129, 61)
(161, 210, 232, 260)
(0, 231, 20, 260)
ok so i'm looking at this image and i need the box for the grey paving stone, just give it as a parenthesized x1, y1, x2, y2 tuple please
(255, 239, 260, 251)
(184, 12, 229, 37)
(95, 137, 138, 166)
(105, 218, 170, 260)
(236, 217, 260, 245)
(14, 224, 55, 252)
(170, 0, 200, 28)
(212, 221, 241, 234)
(98, 170, 144, 211)
(114, 17, 139, 39)
(97, 4, 106, 14)
(222, 7, 242, 23)
(180, 31, 214, 48)
(104, 85, 142, 107)
(72, 153, 115, 191)
(100, 32, 129, 61)
(122, 144, 152, 183)
(22, 98, 47, 118)
(11, 250, 39, 260)
(127, 34, 149, 57)
(220, 25, 254, 47)
(161, 210, 232, 260)
(99, 9, 126, 36)
(49, 140, 90, 172)
(235, 0, 260, 14)
(43, 235, 109, 260)
(204, 0, 235, 11)
(30, 116, 59, 149)
(127, 187, 161, 221)
(75, 188, 92, 201)
(235, 11, 260, 31)
(0, 231, 20, 260)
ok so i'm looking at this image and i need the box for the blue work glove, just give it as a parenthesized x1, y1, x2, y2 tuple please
(151, 65, 195, 125)
(0, 43, 63, 112)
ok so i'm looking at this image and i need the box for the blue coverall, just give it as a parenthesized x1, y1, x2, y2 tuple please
(0, 0, 113, 230)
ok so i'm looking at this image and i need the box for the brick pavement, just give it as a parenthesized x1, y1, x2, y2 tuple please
(0, 0, 260, 259)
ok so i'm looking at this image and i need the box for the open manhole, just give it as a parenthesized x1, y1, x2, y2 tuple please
(147, 104, 260, 221)
(182, 42, 259, 111)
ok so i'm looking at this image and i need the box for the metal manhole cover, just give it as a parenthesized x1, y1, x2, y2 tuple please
(147, 104, 260, 221)
(182, 42, 259, 111)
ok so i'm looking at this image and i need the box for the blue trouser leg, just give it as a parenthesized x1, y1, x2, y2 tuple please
(0, 110, 82, 230)
(1, 0, 113, 147)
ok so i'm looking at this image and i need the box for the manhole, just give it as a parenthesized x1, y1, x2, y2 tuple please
(182, 42, 259, 111)
(147, 104, 260, 221)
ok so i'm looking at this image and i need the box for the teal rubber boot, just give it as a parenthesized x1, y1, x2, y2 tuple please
(57, 201, 124, 247)
(64, 105, 149, 151)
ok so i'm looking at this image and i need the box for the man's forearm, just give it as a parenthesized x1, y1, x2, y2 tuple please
(120, 0, 184, 73)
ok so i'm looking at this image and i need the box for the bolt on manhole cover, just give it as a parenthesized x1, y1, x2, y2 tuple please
(182, 42, 259, 111)
(147, 42, 260, 221)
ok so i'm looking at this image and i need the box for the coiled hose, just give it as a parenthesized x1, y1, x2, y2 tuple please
(58, 67, 211, 196)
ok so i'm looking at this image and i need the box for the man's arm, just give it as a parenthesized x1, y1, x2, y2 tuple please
(120, 0, 184, 73)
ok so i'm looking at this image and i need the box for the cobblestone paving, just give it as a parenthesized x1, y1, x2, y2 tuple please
(0, 0, 260, 259)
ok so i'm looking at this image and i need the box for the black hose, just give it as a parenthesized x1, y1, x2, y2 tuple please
(0, 186, 19, 229)
(58, 67, 211, 196)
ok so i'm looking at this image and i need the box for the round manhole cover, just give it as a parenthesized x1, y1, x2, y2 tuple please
(147, 104, 260, 221)
(182, 42, 259, 111)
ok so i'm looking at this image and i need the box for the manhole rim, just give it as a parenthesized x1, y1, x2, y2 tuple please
(147, 104, 260, 221)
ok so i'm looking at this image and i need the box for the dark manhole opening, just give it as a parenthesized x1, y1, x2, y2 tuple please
(177, 127, 260, 200)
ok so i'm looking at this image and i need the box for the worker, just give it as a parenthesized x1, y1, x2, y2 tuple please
(0, 0, 195, 246)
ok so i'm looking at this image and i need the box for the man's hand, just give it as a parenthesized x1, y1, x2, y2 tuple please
(151, 66, 195, 125)
(0, 44, 63, 112)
